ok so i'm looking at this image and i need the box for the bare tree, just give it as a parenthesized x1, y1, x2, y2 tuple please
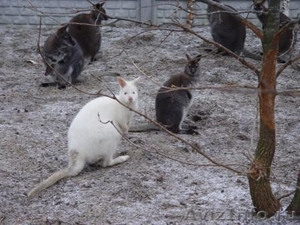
(247, 0, 281, 215)
(200, 0, 299, 217)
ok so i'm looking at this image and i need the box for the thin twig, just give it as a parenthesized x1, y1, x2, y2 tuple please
(278, 190, 297, 201)
(277, 54, 300, 77)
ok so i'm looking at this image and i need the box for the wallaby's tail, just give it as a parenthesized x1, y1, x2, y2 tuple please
(28, 169, 68, 197)
(278, 54, 300, 71)
(91, 71, 120, 77)
(291, 62, 300, 71)
(129, 123, 161, 132)
(242, 48, 262, 60)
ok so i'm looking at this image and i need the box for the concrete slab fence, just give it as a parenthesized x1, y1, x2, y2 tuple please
(0, 0, 300, 27)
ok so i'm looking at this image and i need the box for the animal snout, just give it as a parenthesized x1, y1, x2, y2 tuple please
(128, 96, 133, 102)
(190, 68, 197, 75)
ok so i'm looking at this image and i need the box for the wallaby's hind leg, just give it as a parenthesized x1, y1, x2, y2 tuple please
(169, 124, 199, 135)
(40, 82, 67, 89)
(179, 127, 199, 135)
(169, 120, 182, 134)
(168, 114, 199, 135)
(101, 155, 130, 167)
(67, 150, 86, 176)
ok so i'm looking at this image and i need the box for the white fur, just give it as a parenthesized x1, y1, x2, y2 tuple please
(68, 77, 139, 166)
(28, 77, 139, 197)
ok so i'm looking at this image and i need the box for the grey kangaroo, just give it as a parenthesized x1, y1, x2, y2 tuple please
(68, 2, 108, 63)
(41, 24, 84, 89)
(155, 54, 201, 135)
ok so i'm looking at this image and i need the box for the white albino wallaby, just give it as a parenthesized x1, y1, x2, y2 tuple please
(28, 77, 140, 197)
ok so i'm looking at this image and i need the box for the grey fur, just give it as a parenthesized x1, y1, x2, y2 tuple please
(206, 0, 263, 60)
(207, 0, 246, 55)
(155, 54, 201, 135)
(42, 24, 84, 89)
(68, 2, 108, 63)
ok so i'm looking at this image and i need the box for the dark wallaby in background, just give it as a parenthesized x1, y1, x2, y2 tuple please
(207, 0, 246, 55)
(254, 2, 295, 61)
(42, 24, 84, 89)
(68, 2, 108, 63)
(155, 54, 201, 135)
(206, 0, 262, 60)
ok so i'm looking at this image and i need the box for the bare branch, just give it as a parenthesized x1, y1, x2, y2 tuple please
(278, 190, 296, 201)
(277, 54, 300, 77)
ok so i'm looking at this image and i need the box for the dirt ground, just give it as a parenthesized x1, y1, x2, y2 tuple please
(0, 23, 300, 225)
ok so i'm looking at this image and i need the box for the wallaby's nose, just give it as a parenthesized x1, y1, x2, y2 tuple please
(129, 96, 133, 102)
(190, 68, 196, 75)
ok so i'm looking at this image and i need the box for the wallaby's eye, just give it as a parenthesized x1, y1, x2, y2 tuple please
(132, 91, 135, 94)
(124, 92, 127, 95)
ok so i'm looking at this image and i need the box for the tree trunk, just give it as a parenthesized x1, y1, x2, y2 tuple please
(286, 171, 300, 216)
(186, 0, 195, 28)
(248, 50, 281, 218)
(247, 0, 281, 218)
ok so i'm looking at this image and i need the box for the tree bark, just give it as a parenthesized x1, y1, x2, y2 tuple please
(247, 0, 281, 218)
(248, 50, 281, 218)
(186, 0, 195, 28)
(286, 171, 300, 216)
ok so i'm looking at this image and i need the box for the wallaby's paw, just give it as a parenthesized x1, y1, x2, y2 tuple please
(188, 124, 198, 130)
(40, 82, 50, 87)
(190, 129, 199, 135)
(185, 128, 199, 135)
(105, 155, 130, 167)
(119, 155, 130, 163)
(58, 85, 67, 90)
(191, 125, 198, 130)
(119, 124, 129, 135)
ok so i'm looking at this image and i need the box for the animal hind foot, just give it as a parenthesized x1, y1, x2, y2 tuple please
(101, 155, 130, 167)
(179, 128, 199, 135)
(40, 82, 66, 89)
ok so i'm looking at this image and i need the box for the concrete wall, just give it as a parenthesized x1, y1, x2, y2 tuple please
(0, 0, 300, 27)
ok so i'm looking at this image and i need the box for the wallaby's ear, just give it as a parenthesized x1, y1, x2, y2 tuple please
(186, 54, 192, 61)
(195, 54, 202, 62)
(133, 77, 140, 84)
(95, 2, 105, 8)
(94, 1, 104, 9)
(117, 77, 127, 88)
(57, 24, 68, 36)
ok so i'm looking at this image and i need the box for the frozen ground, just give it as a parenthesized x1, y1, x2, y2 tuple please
(0, 24, 299, 224)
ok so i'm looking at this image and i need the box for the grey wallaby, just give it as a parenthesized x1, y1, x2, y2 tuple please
(155, 54, 201, 135)
(207, 0, 261, 60)
(68, 2, 108, 63)
(130, 54, 201, 134)
(41, 24, 84, 89)
(253, 2, 298, 65)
